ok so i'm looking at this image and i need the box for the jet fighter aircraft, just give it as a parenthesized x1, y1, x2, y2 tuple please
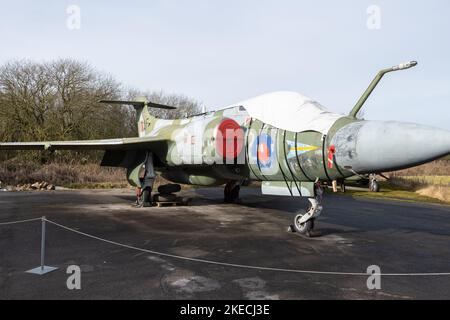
(2, 61, 450, 237)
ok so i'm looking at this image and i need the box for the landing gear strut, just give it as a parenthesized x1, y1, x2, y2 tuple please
(369, 175, 380, 192)
(137, 186, 153, 207)
(224, 181, 241, 203)
(135, 152, 155, 207)
(290, 182, 324, 237)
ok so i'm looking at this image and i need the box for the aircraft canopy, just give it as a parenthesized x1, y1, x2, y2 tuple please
(228, 91, 343, 134)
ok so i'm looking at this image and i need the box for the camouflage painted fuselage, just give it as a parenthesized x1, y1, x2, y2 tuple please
(93, 90, 450, 196)
(134, 104, 355, 188)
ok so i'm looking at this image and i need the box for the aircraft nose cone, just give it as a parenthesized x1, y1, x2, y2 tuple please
(332, 121, 450, 173)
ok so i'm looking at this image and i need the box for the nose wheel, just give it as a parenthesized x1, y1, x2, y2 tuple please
(292, 214, 315, 237)
(289, 183, 323, 238)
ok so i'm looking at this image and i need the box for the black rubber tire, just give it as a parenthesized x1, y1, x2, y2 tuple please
(137, 187, 152, 207)
(224, 183, 240, 203)
(154, 193, 177, 202)
(230, 185, 240, 200)
(158, 184, 181, 194)
(293, 214, 314, 237)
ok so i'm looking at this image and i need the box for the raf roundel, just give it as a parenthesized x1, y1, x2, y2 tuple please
(215, 119, 244, 160)
(252, 133, 274, 169)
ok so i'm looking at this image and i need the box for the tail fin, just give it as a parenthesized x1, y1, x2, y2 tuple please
(99, 97, 176, 137)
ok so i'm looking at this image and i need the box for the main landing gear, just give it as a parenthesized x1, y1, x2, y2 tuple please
(224, 181, 241, 203)
(289, 182, 324, 238)
(136, 186, 153, 207)
(135, 152, 155, 207)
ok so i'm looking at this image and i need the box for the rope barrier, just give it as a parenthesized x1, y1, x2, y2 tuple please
(43, 218, 450, 277)
(1, 216, 450, 277)
(0, 217, 42, 226)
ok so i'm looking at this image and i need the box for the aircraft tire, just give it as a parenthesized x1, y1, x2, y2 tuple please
(224, 182, 240, 203)
(158, 184, 181, 194)
(369, 180, 380, 192)
(154, 193, 177, 202)
(138, 187, 152, 207)
(293, 213, 314, 237)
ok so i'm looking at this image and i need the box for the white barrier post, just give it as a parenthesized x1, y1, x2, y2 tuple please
(26, 216, 58, 275)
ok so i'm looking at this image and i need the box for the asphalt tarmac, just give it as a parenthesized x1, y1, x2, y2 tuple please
(0, 187, 449, 300)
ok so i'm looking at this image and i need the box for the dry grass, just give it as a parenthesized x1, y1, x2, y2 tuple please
(417, 185, 450, 203)
(346, 183, 446, 204)
(0, 161, 192, 190)
(396, 176, 450, 186)
(0, 162, 126, 187)
(387, 159, 450, 203)
(66, 175, 186, 190)
(390, 160, 450, 177)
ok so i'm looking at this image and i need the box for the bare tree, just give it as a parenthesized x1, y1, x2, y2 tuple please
(0, 59, 134, 163)
(0, 59, 203, 165)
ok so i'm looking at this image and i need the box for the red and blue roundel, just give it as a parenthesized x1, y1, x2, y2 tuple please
(252, 133, 274, 168)
(215, 119, 244, 160)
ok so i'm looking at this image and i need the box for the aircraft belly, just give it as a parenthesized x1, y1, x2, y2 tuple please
(161, 164, 248, 186)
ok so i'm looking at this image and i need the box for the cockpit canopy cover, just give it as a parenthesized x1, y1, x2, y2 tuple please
(228, 91, 343, 134)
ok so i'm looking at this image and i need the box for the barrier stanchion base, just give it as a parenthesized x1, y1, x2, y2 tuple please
(26, 266, 58, 275)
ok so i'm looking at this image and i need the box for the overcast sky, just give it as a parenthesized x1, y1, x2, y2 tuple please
(1, 0, 449, 129)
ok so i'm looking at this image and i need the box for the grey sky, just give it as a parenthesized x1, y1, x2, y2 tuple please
(1, 0, 449, 129)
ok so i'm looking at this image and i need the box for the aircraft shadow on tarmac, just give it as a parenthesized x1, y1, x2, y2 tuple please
(112, 187, 450, 238)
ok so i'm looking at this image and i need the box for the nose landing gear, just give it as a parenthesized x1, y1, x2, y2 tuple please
(289, 183, 324, 237)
